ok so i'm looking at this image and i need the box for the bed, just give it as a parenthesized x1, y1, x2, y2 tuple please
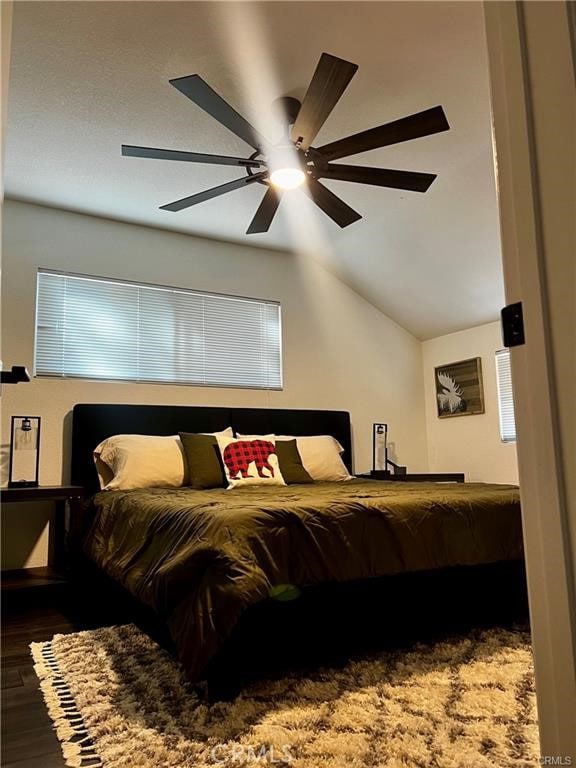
(72, 403, 526, 687)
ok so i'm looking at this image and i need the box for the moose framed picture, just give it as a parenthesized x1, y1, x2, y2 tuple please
(434, 357, 484, 418)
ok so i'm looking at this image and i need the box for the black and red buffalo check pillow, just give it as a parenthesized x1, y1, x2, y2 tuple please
(215, 435, 286, 489)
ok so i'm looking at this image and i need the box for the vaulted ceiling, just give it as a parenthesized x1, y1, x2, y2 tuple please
(4, 1, 504, 339)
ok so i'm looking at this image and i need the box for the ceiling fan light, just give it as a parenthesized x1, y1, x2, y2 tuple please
(270, 167, 306, 190)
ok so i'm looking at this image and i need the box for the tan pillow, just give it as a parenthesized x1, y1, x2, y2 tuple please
(94, 428, 233, 490)
(216, 434, 286, 489)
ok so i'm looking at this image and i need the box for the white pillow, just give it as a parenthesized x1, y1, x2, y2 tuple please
(216, 434, 286, 489)
(94, 428, 233, 491)
(237, 433, 352, 482)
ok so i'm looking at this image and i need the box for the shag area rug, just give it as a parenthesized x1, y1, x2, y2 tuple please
(31, 625, 538, 768)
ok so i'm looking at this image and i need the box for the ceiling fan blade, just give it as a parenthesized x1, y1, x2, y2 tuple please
(317, 106, 450, 161)
(292, 53, 358, 151)
(246, 187, 282, 234)
(306, 178, 361, 228)
(160, 172, 267, 212)
(169, 75, 268, 152)
(316, 164, 437, 192)
(122, 145, 264, 168)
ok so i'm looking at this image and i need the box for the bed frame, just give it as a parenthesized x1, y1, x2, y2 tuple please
(70, 403, 528, 696)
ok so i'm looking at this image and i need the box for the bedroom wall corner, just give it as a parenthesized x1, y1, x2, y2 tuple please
(421, 321, 519, 484)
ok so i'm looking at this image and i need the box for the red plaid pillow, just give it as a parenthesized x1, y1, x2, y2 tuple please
(216, 435, 286, 489)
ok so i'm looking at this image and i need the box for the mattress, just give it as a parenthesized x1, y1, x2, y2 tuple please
(84, 479, 524, 681)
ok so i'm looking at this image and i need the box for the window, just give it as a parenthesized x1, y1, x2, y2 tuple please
(495, 349, 516, 442)
(35, 270, 282, 389)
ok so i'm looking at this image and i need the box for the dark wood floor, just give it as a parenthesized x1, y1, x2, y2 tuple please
(1, 583, 134, 768)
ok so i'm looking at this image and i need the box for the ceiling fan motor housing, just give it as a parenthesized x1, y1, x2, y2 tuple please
(272, 96, 302, 127)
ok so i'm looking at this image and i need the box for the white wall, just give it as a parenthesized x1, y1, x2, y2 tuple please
(422, 321, 518, 483)
(1, 199, 428, 567)
(1, 0, 12, 176)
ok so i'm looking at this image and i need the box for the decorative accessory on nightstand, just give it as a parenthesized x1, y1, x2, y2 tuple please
(8, 416, 41, 487)
(371, 423, 406, 477)
(372, 423, 388, 473)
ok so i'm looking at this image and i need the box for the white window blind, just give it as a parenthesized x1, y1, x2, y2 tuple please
(35, 270, 282, 389)
(495, 349, 516, 442)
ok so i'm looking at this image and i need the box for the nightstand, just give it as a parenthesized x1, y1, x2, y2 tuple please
(357, 471, 465, 483)
(1, 485, 84, 591)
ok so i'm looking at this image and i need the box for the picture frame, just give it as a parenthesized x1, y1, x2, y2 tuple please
(434, 357, 484, 418)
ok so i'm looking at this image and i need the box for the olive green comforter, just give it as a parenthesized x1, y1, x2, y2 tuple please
(84, 479, 523, 681)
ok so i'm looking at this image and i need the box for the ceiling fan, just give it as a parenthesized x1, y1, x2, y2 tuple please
(122, 52, 449, 234)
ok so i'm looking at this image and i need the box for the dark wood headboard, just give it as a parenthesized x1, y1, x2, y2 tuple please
(71, 403, 353, 496)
